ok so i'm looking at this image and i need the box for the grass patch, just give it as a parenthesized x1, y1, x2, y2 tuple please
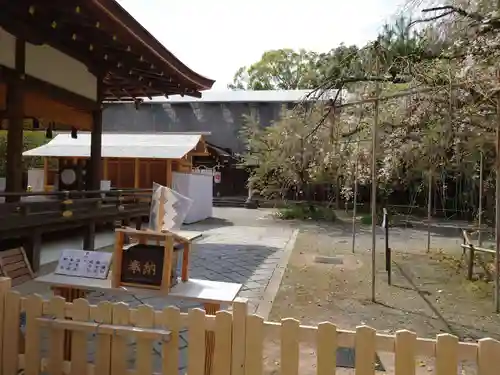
(428, 248, 463, 272)
(462, 279, 492, 299)
(360, 214, 372, 225)
(276, 203, 337, 222)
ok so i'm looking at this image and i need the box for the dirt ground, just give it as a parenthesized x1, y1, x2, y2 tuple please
(262, 215, 500, 374)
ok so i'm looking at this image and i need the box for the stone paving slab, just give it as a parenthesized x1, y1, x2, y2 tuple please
(21, 224, 297, 374)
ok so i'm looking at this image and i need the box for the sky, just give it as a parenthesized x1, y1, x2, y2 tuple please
(117, 0, 407, 90)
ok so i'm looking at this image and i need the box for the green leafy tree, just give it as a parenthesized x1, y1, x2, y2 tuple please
(0, 131, 49, 177)
(228, 49, 322, 90)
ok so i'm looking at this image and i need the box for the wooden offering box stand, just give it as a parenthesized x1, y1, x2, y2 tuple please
(112, 227, 189, 291)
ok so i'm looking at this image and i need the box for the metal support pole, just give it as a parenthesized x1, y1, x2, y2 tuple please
(495, 74, 500, 312)
(371, 45, 380, 302)
(478, 151, 484, 247)
(383, 208, 391, 285)
(352, 149, 359, 254)
(427, 170, 432, 253)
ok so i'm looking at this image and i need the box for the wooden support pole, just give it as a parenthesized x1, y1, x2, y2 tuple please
(83, 221, 96, 251)
(146, 161, 151, 186)
(134, 158, 140, 189)
(117, 160, 122, 188)
(89, 78, 103, 191)
(103, 158, 109, 180)
(112, 231, 125, 288)
(25, 228, 41, 272)
(5, 38, 26, 201)
(182, 242, 191, 281)
(43, 157, 49, 190)
(166, 159, 172, 188)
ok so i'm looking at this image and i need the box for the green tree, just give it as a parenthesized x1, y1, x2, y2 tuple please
(0, 131, 49, 177)
(228, 49, 321, 90)
(228, 16, 428, 92)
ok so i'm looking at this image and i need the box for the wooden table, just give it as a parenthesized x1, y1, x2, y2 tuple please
(34, 273, 242, 375)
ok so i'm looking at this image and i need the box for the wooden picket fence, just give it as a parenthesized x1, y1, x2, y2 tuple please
(0, 277, 499, 375)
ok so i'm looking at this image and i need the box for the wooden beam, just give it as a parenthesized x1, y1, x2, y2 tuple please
(23, 90, 93, 129)
(0, 65, 97, 112)
(1, 1, 209, 98)
(36, 317, 172, 340)
(3, 4, 198, 98)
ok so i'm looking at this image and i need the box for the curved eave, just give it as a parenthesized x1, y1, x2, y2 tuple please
(92, 0, 215, 91)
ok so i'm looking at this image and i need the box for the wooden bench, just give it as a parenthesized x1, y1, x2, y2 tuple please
(460, 229, 495, 280)
(0, 247, 35, 286)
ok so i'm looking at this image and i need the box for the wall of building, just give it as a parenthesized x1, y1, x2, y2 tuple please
(102, 101, 297, 153)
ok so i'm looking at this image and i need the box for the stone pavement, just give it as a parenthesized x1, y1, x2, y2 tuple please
(17, 208, 298, 374)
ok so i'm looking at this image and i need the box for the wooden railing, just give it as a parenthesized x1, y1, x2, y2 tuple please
(0, 278, 498, 375)
(0, 189, 153, 272)
(0, 189, 152, 227)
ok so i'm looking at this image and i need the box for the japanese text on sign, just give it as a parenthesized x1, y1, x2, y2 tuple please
(128, 260, 157, 276)
(120, 244, 164, 287)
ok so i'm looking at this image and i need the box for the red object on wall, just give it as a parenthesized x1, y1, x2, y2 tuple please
(214, 171, 221, 184)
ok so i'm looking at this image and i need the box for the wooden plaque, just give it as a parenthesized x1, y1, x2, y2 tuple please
(113, 228, 186, 292)
(120, 244, 166, 287)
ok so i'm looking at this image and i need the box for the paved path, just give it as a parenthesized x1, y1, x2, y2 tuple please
(17, 208, 298, 374)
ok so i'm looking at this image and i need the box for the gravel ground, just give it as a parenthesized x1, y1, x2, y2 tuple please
(263, 213, 500, 375)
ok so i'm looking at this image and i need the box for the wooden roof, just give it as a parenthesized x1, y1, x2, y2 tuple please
(0, 0, 214, 100)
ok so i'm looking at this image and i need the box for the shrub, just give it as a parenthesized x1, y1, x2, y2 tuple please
(360, 214, 372, 225)
(276, 203, 337, 222)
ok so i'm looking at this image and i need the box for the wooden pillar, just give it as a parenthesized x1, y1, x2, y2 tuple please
(117, 160, 122, 188)
(146, 162, 151, 187)
(103, 158, 108, 180)
(83, 221, 96, 251)
(134, 158, 140, 188)
(5, 38, 26, 202)
(43, 157, 49, 190)
(166, 160, 172, 188)
(89, 80, 103, 191)
(25, 228, 41, 272)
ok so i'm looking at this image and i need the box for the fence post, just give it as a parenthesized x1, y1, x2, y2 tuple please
(383, 208, 391, 285)
(0, 277, 12, 375)
(231, 297, 248, 375)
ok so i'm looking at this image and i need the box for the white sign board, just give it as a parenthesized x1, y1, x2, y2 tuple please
(55, 250, 112, 279)
(214, 171, 222, 184)
(27, 169, 45, 192)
